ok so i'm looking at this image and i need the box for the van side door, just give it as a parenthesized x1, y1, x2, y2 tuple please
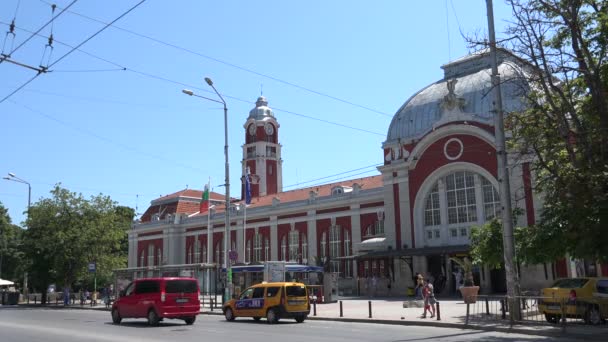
(133, 280, 160, 318)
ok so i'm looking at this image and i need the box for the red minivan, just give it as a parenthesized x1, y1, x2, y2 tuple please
(111, 277, 200, 326)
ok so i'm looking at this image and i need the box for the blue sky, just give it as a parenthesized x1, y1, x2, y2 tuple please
(0, 0, 511, 225)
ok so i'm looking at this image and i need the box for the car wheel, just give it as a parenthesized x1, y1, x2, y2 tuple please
(253, 317, 261, 321)
(545, 313, 558, 324)
(295, 314, 306, 323)
(184, 316, 196, 325)
(585, 306, 602, 325)
(224, 308, 235, 321)
(111, 309, 122, 324)
(266, 308, 278, 324)
(147, 309, 160, 326)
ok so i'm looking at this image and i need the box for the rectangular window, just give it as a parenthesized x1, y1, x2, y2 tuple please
(427, 230, 433, 239)
(434, 230, 440, 238)
(165, 280, 197, 293)
(451, 228, 457, 237)
(266, 146, 276, 158)
(247, 146, 256, 158)
(460, 228, 468, 236)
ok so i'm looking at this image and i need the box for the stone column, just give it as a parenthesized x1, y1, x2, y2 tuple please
(270, 216, 278, 261)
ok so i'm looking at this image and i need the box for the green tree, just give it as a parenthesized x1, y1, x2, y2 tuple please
(0, 202, 25, 283)
(501, 0, 608, 262)
(22, 185, 134, 304)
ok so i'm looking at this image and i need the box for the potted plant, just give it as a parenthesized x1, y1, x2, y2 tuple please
(450, 256, 479, 304)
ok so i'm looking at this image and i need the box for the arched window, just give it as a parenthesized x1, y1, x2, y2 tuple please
(343, 230, 351, 277)
(194, 239, 200, 264)
(215, 240, 224, 265)
(446, 171, 477, 224)
(281, 235, 287, 261)
(482, 177, 501, 220)
(289, 230, 299, 262)
(320, 232, 327, 258)
(187, 243, 193, 264)
(201, 241, 207, 264)
(148, 244, 155, 266)
(246, 238, 251, 263)
(301, 233, 308, 262)
(156, 247, 162, 266)
(424, 184, 441, 226)
(253, 233, 263, 262)
(264, 236, 270, 261)
(421, 170, 500, 244)
(139, 250, 145, 267)
(329, 225, 341, 274)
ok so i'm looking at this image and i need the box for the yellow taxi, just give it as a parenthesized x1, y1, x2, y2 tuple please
(539, 277, 608, 325)
(222, 282, 310, 324)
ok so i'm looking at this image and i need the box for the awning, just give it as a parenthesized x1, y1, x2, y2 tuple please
(357, 237, 387, 252)
(354, 244, 470, 259)
(224, 264, 323, 273)
(0, 278, 14, 286)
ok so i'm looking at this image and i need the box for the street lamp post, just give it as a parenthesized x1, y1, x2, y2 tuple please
(183, 77, 231, 302)
(2, 172, 31, 288)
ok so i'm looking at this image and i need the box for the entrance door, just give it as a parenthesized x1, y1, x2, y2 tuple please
(490, 268, 507, 293)
(426, 255, 446, 293)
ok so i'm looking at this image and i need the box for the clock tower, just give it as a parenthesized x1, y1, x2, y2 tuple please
(242, 96, 282, 200)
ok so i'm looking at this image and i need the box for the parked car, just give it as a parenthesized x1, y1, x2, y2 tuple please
(538, 277, 608, 325)
(222, 282, 310, 324)
(111, 277, 200, 326)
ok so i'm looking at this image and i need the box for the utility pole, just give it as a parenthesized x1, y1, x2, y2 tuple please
(486, 0, 521, 320)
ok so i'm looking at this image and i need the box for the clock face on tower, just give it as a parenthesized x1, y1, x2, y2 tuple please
(248, 124, 256, 135)
(265, 123, 274, 135)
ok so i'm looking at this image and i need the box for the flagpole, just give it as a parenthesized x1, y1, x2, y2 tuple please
(206, 177, 212, 295)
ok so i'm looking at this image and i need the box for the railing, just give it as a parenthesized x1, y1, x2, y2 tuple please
(466, 295, 608, 331)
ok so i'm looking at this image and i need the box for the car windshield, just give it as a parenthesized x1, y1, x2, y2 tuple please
(165, 280, 198, 293)
(551, 278, 589, 288)
(285, 285, 306, 297)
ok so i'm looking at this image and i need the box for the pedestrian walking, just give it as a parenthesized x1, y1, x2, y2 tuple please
(420, 280, 436, 318)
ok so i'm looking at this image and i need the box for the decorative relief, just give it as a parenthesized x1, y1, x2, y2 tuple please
(441, 79, 466, 111)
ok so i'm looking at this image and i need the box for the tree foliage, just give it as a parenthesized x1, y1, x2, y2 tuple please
(501, 0, 608, 262)
(0, 202, 25, 283)
(22, 185, 134, 303)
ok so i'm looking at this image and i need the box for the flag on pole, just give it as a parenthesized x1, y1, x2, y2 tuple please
(245, 172, 252, 205)
(200, 183, 210, 212)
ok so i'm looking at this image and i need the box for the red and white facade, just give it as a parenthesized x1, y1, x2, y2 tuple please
(129, 50, 606, 296)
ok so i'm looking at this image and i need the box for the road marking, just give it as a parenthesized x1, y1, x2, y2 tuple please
(0, 320, 165, 342)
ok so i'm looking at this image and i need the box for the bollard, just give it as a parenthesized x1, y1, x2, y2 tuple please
(436, 301, 441, 321)
(339, 300, 343, 317)
(34, 296, 37, 304)
(313, 300, 317, 316)
(485, 298, 490, 315)
(210, 298, 214, 312)
(368, 300, 372, 318)
(465, 303, 470, 325)
(501, 299, 506, 319)
(27, 296, 29, 304)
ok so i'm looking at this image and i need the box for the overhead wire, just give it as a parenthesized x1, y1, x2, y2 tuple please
(0, 0, 146, 104)
(37, 0, 392, 118)
(0, 0, 77, 63)
(0, 19, 386, 135)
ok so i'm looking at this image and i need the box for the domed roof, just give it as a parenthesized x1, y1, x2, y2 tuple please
(248, 96, 275, 120)
(384, 49, 530, 146)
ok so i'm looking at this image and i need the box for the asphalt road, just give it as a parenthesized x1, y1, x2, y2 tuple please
(0, 308, 583, 342)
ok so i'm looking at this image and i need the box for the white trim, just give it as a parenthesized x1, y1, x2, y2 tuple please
(443, 138, 464, 160)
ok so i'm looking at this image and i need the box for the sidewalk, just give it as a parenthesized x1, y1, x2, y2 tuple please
(202, 296, 607, 341)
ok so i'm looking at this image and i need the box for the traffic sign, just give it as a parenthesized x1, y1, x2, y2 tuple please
(88, 262, 96, 273)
